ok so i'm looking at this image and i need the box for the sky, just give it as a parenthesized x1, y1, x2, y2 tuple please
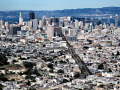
(0, 0, 120, 11)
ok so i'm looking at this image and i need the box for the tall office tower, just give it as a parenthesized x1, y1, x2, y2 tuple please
(47, 18, 52, 25)
(59, 20, 64, 27)
(75, 19, 79, 29)
(85, 17, 87, 24)
(38, 20, 42, 29)
(46, 25, 62, 40)
(115, 14, 119, 27)
(46, 25, 54, 39)
(85, 23, 89, 30)
(0, 19, 3, 26)
(62, 27, 69, 36)
(110, 23, 114, 28)
(33, 19, 38, 31)
(5, 22, 9, 30)
(70, 21, 74, 28)
(69, 29, 75, 36)
(103, 23, 107, 29)
(90, 23, 93, 32)
(42, 16, 46, 27)
(19, 12, 23, 25)
(51, 17, 58, 26)
(67, 16, 71, 21)
(79, 21, 84, 29)
(64, 19, 69, 27)
(59, 17, 66, 20)
(9, 26, 21, 35)
(54, 27, 62, 37)
(29, 12, 35, 20)
(107, 17, 110, 26)
(28, 20, 33, 30)
(51, 17, 57, 23)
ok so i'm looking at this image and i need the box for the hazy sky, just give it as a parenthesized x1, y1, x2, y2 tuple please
(0, 0, 120, 11)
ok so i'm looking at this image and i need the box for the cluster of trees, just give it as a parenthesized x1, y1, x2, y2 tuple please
(57, 69, 64, 74)
(47, 63, 54, 69)
(0, 75, 8, 82)
(59, 60, 67, 64)
(42, 57, 53, 62)
(23, 62, 36, 69)
(112, 51, 120, 58)
(23, 68, 41, 76)
(74, 72, 81, 78)
(98, 63, 105, 69)
(98, 63, 104, 69)
(62, 79, 69, 83)
(23, 68, 41, 84)
(22, 61, 41, 83)
(0, 84, 3, 90)
(0, 53, 9, 66)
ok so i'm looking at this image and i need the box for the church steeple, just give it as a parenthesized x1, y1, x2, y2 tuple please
(20, 12, 22, 18)
(19, 12, 23, 25)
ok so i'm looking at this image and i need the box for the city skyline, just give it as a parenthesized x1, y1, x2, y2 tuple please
(0, 0, 120, 11)
(0, 0, 120, 89)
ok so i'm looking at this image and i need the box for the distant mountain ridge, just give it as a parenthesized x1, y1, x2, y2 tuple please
(0, 7, 120, 22)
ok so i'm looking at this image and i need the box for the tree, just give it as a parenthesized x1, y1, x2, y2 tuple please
(112, 53, 115, 56)
(24, 69, 33, 75)
(59, 60, 67, 64)
(116, 51, 120, 56)
(43, 44, 46, 47)
(23, 62, 36, 69)
(12, 60, 17, 64)
(42, 57, 47, 61)
(26, 81, 31, 86)
(47, 63, 54, 69)
(48, 58, 53, 62)
(62, 79, 69, 83)
(29, 88, 36, 90)
(74, 72, 81, 78)
(57, 69, 64, 74)
(0, 75, 9, 82)
(25, 75, 34, 80)
(49, 69, 54, 73)
(98, 63, 104, 69)
(33, 68, 41, 76)
(108, 68, 112, 72)
(83, 46, 89, 50)
(0, 53, 9, 66)
(0, 84, 3, 90)
(24, 68, 41, 76)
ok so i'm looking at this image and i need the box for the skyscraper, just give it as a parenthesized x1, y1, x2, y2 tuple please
(19, 12, 23, 25)
(85, 23, 89, 30)
(79, 21, 83, 29)
(0, 19, 3, 26)
(46, 25, 62, 40)
(38, 20, 42, 28)
(107, 17, 110, 25)
(51, 17, 58, 26)
(9, 26, 21, 35)
(69, 29, 75, 36)
(75, 19, 79, 29)
(90, 23, 93, 32)
(46, 25, 54, 39)
(115, 14, 119, 27)
(33, 19, 38, 31)
(29, 12, 35, 20)
(5, 22, 9, 30)
(42, 16, 46, 27)
(54, 27, 62, 37)
(47, 18, 52, 25)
